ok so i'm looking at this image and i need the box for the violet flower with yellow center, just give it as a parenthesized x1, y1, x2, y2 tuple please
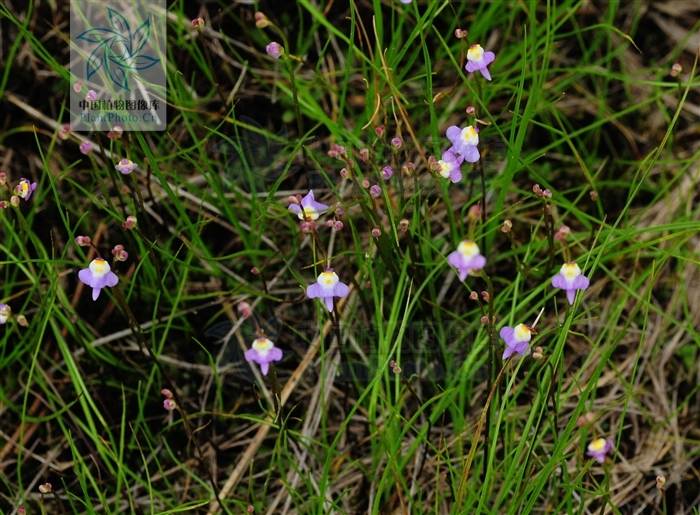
(447, 240, 485, 281)
(586, 438, 613, 463)
(499, 323, 532, 360)
(552, 262, 590, 305)
(437, 150, 463, 183)
(306, 270, 350, 312)
(465, 44, 496, 81)
(244, 337, 283, 376)
(15, 179, 37, 201)
(115, 159, 136, 175)
(446, 125, 480, 163)
(288, 190, 328, 221)
(78, 258, 119, 301)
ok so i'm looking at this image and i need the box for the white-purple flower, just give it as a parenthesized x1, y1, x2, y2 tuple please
(499, 323, 532, 360)
(78, 258, 119, 301)
(586, 438, 613, 464)
(15, 179, 37, 201)
(244, 337, 283, 376)
(115, 159, 136, 175)
(288, 190, 329, 221)
(446, 125, 480, 163)
(551, 262, 590, 305)
(465, 44, 496, 81)
(306, 270, 350, 312)
(437, 149, 463, 183)
(447, 240, 485, 281)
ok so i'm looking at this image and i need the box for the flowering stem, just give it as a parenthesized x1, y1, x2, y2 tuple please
(544, 200, 555, 274)
(478, 159, 488, 256)
(482, 273, 498, 481)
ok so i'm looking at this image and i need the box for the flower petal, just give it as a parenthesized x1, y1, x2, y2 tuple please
(462, 145, 480, 163)
(306, 282, 322, 299)
(499, 326, 515, 345)
(446, 126, 461, 145)
(323, 296, 334, 312)
(334, 281, 350, 298)
(551, 273, 566, 289)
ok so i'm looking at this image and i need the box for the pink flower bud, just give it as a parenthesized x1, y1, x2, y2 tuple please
(72, 81, 83, 93)
(333, 220, 344, 231)
(85, 90, 97, 102)
(361, 179, 370, 189)
(255, 11, 270, 28)
(554, 225, 570, 242)
(111, 244, 128, 261)
(163, 398, 176, 411)
(0, 201, 8, 209)
(374, 125, 385, 138)
(265, 41, 284, 59)
(79, 141, 93, 155)
(371, 227, 381, 238)
(122, 215, 137, 229)
(59, 123, 71, 140)
(466, 105, 476, 115)
(0, 171, 6, 185)
(391, 136, 403, 150)
(191, 17, 204, 29)
(455, 28, 468, 39)
(300, 221, 315, 233)
(237, 301, 252, 319)
(75, 235, 92, 246)
(340, 167, 350, 179)
(160, 388, 173, 398)
(107, 125, 124, 140)
(468, 204, 481, 220)
(381, 165, 394, 180)
(369, 184, 381, 198)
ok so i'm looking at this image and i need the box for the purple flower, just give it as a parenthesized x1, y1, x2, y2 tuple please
(266, 41, 284, 59)
(447, 240, 485, 281)
(400, 0, 412, 3)
(79, 141, 93, 155)
(85, 89, 97, 102)
(445, 125, 479, 163)
(370, 184, 381, 198)
(288, 190, 329, 221)
(381, 165, 394, 180)
(586, 438, 613, 463)
(78, 258, 119, 301)
(15, 179, 37, 201)
(244, 337, 283, 376)
(437, 150, 463, 183)
(551, 262, 590, 305)
(306, 270, 350, 312)
(465, 44, 496, 81)
(115, 159, 136, 175)
(0, 304, 11, 324)
(499, 323, 532, 360)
